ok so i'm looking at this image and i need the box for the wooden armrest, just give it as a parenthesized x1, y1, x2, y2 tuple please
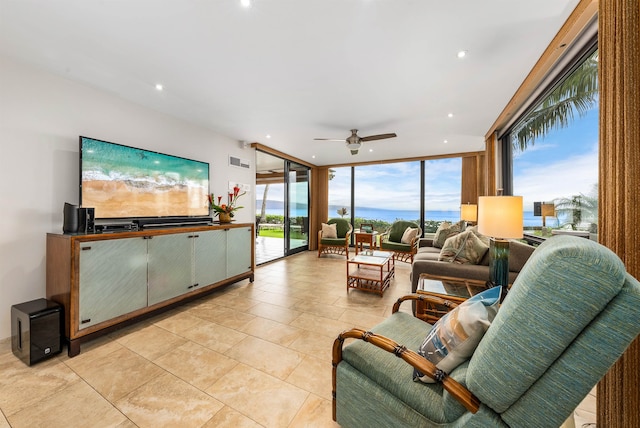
(392, 294, 461, 315)
(332, 328, 480, 419)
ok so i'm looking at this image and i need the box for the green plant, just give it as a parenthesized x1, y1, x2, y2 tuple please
(553, 184, 598, 232)
(511, 50, 598, 152)
(208, 186, 246, 218)
(337, 207, 349, 218)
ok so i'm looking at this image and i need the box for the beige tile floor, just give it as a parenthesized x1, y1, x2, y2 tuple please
(0, 250, 596, 427)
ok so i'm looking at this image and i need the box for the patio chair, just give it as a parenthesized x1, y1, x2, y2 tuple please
(333, 235, 640, 427)
(379, 220, 422, 263)
(318, 218, 353, 258)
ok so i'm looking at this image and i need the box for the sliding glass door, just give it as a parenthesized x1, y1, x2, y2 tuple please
(286, 161, 309, 255)
(255, 151, 309, 264)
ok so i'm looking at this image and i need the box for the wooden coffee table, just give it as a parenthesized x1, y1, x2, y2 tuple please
(347, 250, 394, 296)
(416, 273, 488, 323)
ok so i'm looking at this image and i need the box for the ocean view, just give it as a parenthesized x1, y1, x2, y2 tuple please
(257, 202, 561, 228)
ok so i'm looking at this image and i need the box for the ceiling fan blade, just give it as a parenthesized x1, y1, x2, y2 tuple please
(360, 133, 397, 142)
(350, 149, 359, 155)
(314, 138, 346, 142)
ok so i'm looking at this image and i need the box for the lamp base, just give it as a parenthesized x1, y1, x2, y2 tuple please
(488, 238, 509, 300)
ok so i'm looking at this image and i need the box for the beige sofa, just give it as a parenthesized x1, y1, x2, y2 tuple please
(410, 237, 536, 295)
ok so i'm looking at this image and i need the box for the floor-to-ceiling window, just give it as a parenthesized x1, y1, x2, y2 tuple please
(327, 166, 352, 221)
(327, 159, 463, 235)
(503, 47, 598, 240)
(354, 162, 421, 232)
(424, 158, 462, 233)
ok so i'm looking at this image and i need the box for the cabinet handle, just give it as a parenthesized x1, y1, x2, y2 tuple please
(188, 235, 200, 239)
(81, 319, 91, 324)
(81, 246, 91, 251)
(187, 283, 199, 289)
(143, 236, 153, 240)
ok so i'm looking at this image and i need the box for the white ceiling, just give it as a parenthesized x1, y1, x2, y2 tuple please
(0, 0, 579, 166)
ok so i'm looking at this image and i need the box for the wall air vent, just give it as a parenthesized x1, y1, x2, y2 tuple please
(229, 156, 250, 169)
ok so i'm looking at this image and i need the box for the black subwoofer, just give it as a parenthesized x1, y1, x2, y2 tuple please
(11, 299, 63, 366)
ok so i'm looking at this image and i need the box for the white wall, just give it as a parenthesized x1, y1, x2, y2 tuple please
(0, 56, 256, 340)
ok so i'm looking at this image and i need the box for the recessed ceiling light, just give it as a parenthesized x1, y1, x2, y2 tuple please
(265, 134, 271, 139)
(457, 50, 467, 59)
(240, 0, 252, 8)
(312, 155, 316, 159)
(444, 139, 448, 144)
(448, 113, 454, 118)
(155, 83, 163, 91)
(369, 149, 373, 152)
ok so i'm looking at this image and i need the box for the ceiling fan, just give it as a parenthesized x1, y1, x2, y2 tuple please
(314, 129, 397, 155)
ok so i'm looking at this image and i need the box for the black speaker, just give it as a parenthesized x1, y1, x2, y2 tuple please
(79, 207, 95, 234)
(11, 299, 63, 366)
(63, 202, 79, 233)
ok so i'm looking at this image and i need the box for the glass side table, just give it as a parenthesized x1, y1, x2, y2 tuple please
(416, 273, 488, 323)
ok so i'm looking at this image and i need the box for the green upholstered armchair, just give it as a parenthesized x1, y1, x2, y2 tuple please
(379, 220, 422, 263)
(333, 235, 640, 427)
(318, 218, 353, 258)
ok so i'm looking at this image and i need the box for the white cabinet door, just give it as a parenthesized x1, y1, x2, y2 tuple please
(227, 226, 252, 278)
(147, 233, 194, 306)
(78, 238, 148, 329)
(194, 229, 227, 287)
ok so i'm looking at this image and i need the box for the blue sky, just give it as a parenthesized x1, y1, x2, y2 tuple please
(513, 107, 598, 211)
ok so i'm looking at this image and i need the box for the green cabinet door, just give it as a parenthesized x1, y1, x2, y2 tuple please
(227, 227, 252, 278)
(78, 238, 148, 329)
(194, 229, 227, 287)
(148, 233, 194, 306)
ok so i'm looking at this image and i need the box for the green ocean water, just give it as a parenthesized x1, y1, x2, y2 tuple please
(80, 137, 209, 188)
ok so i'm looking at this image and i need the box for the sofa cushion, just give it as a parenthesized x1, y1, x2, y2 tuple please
(415, 247, 440, 260)
(438, 230, 489, 265)
(322, 222, 337, 239)
(508, 240, 536, 272)
(414, 286, 501, 383)
(381, 240, 411, 252)
(433, 221, 465, 248)
(320, 237, 346, 245)
(389, 221, 420, 243)
(401, 227, 420, 244)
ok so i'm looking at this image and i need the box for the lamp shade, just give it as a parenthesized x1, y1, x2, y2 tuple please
(460, 204, 478, 222)
(478, 196, 523, 239)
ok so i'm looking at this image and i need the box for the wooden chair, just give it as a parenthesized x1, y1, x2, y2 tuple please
(318, 218, 353, 258)
(379, 220, 421, 263)
(333, 236, 640, 427)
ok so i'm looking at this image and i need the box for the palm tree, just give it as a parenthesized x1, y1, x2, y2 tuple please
(259, 184, 270, 223)
(553, 184, 598, 232)
(512, 50, 598, 152)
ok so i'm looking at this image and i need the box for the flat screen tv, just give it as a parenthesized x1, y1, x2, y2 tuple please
(79, 136, 210, 219)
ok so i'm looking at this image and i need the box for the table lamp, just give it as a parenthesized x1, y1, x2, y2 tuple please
(460, 203, 478, 226)
(478, 196, 523, 293)
(541, 203, 555, 227)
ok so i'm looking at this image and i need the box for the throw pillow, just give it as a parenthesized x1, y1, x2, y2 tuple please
(433, 220, 465, 248)
(401, 227, 419, 244)
(438, 230, 490, 264)
(322, 222, 337, 239)
(413, 286, 501, 383)
(466, 225, 490, 246)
